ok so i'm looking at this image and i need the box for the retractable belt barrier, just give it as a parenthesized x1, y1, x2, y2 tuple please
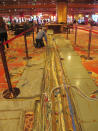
(66, 25, 98, 60)
(3, 26, 34, 45)
(0, 25, 35, 99)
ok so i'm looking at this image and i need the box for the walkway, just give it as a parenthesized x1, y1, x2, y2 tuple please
(54, 34, 98, 131)
(0, 28, 98, 131)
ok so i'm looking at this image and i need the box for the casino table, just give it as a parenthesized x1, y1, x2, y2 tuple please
(46, 24, 64, 33)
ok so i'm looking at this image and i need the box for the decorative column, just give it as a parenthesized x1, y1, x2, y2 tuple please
(56, 1, 67, 24)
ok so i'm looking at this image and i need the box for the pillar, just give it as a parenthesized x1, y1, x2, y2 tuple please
(56, 1, 67, 24)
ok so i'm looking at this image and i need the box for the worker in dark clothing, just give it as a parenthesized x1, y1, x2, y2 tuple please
(35, 27, 47, 48)
(0, 17, 9, 49)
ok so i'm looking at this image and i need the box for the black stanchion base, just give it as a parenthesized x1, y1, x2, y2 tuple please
(80, 55, 93, 60)
(3, 87, 20, 99)
(87, 57, 93, 60)
(23, 56, 32, 60)
(80, 55, 87, 59)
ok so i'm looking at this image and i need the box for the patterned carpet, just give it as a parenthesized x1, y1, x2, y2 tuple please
(0, 31, 46, 93)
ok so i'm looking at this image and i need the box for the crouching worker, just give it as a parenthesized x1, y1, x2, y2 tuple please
(35, 27, 47, 48)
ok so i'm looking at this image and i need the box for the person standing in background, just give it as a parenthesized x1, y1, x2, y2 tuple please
(0, 17, 9, 49)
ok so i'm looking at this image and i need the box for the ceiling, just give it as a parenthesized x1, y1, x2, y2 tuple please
(0, 0, 98, 16)
(0, 0, 97, 5)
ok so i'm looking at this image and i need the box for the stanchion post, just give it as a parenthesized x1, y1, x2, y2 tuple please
(24, 33, 32, 60)
(88, 26, 92, 59)
(74, 26, 77, 45)
(37, 25, 39, 33)
(0, 44, 12, 92)
(0, 43, 20, 99)
(33, 28, 34, 44)
(24, 33, 29, 59)
(66, 25, 68, 40)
